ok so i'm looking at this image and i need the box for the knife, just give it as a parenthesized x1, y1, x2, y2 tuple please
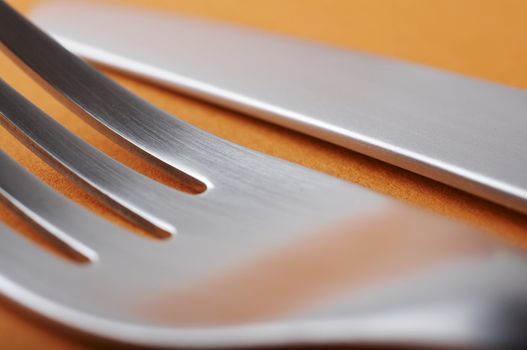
(30, 1, 527, 214)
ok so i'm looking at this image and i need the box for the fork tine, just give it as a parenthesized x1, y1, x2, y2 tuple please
(0, 149, 147, 258)
(0, 221, 74, 271)
(0, 79, 191, 237)
(0, 0, 243, 182)
(0, 221, 107, 325)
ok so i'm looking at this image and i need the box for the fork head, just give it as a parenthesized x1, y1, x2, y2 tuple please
(3, 146, 527, 349)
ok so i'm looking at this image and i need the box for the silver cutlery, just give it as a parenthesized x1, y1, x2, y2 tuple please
(29, 0, 527, 215)
(1, 1, 527, 348)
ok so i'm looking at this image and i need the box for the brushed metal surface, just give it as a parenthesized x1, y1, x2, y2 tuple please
(2, 1, 527, 348)
(3, 136, 527, 348)
(29, 0, 527, 214)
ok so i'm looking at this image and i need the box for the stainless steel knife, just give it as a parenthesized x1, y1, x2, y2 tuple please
(30, 1, 527, 214)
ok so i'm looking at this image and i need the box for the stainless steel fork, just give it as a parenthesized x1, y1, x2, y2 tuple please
(1, 1, 527, 348)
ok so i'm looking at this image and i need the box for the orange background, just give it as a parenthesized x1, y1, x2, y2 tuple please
(1, 0, 527, 348)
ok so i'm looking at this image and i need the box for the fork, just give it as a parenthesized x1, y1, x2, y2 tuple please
(1, 1, 527, 349)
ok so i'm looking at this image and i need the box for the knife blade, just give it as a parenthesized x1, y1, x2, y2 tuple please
(30, 1, 527, 214)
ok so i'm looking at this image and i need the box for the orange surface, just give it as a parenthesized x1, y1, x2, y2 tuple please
(1, 0, 527, 348)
